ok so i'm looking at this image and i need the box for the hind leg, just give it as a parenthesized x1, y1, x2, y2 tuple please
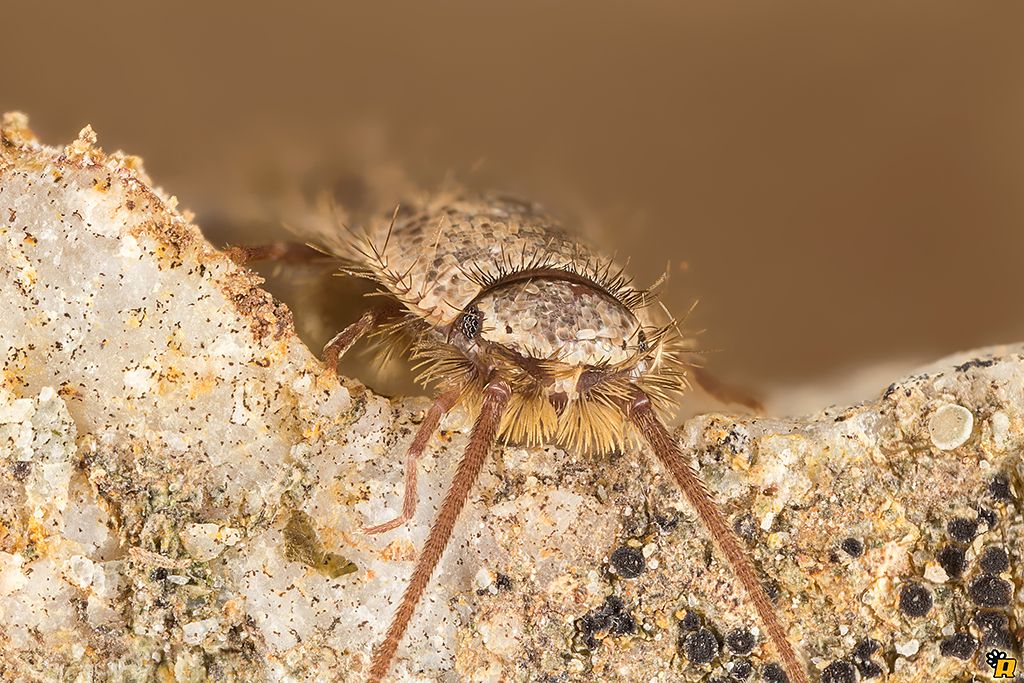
(224, 241, 324, 265)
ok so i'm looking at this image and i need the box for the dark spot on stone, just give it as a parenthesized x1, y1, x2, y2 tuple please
(725, 627, 756, 655)
(762, 662, 789, 683)
(763, 579, 781, 604)
(654, 513, 679, 532)
(982, 627, 1015, 649)
(679, 610, 702, 632)
(609, 546, 645, 579)
(494, 573, 512, 591)
(853, 637, 880, 660)
(955, 358, 995, 372)
(733, 514, 758, 544)
(855, 660, 883, 679)
(947, 517, 978, 543)
(939, 632, 978, 660)
(10, 460, 30, 481)
(150, 567, 168, 581)
(729, 658, 752, 680)
(968, 574, 1011, 607)
(882, 383, 897, 400)
(976, 506, 997, 529)
(576, 596, 636, 649)
(504, 324, 512, 334)
(979, 546, 1009, 574)
(682, 627, 720, 665)
(898, 582, 933, 617)
(936, 545, 966, 579)
(821, 661, 856, 683)
(973, 610, 1009, 633)
(840, 537, 864, 558)
(989, 473, 1012, 500)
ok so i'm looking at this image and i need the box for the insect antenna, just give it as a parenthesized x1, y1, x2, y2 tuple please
(367, 380, 512, 683)
(628, 390, 808, 683)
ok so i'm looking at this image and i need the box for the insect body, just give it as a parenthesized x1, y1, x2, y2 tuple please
(277, 193, 808, 682)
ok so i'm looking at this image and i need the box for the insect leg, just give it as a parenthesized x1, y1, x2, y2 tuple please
(223, 241, 324, 265)
(321, 309, 385, 373)
(368, 380, 511, 683)
(629, 391, 808, 683)
(688, 365, 764, 413)
(362, 388, 461, 535)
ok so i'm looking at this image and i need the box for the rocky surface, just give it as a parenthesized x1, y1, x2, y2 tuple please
(0, 114, 1020, 682)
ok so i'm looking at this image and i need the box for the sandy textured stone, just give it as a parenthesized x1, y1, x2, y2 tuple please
(0, 114, 1021, 682)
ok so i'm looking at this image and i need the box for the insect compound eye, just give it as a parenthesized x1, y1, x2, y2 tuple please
(458, 305, 483, 339)
(636, 330, 649, 353)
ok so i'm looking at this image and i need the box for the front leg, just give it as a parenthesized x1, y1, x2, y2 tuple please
(363, 388, 461, 535)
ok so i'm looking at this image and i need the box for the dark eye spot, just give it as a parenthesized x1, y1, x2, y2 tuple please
(898, 582, 932, 617)
(636, 329, 649, 352)
(458, 305, 482, 339)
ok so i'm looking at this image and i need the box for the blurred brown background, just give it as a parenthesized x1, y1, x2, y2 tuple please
(5, 1, 1024, 398)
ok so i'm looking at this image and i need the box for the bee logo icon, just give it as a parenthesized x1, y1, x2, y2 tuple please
(987, 649, 1018, 678)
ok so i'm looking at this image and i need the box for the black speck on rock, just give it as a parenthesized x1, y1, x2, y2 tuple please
(729, 658, 752, 680)
(577, 596, 636, 649)
(609, 546, 645, 579)
(853, 637, 880, 660)
(976, 506, 997, 529)
(979, 546, 1009, 574)
(682, 627, 720, 665)
(989, 473, 1013, 500)
(679, 610, 702, 632)
(763, 579, 781, 604)
(840, 537, 864, 558)
(494, 573, 513, 591)
(968, 574, 1012, 607)
(973, 610, 1009, 633)
(936, 545, 966, 579)
(855, 660, 883, 679)
(150, 567, 168, 581)
(898, 582, 933, 617)
(947, 517, 978, 543)
(821, 661, 856, 683)
(762, 662, 789, 683)
(725, 627, 756, 655)
(939, 632, 978, 660)
(733, 514, 758, 544)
